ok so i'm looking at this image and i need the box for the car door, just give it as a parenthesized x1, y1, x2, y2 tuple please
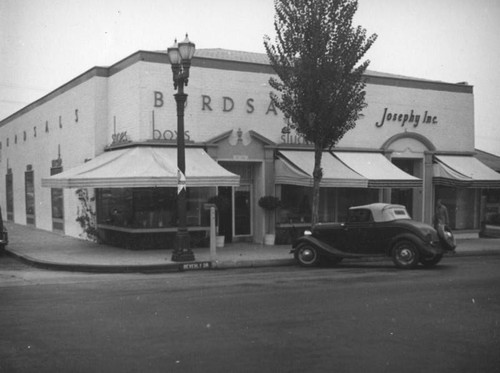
(345, 209, 376, 253)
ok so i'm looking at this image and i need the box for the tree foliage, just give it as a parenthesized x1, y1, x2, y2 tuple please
(264, 0, 377, 224)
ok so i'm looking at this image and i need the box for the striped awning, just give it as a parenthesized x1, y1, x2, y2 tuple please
(276, 151, 421, 188)
(433, 155, 500, 188)
(42, 146, 240, 188)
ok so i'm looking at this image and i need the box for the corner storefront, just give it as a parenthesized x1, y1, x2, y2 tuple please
(1, 48, 499, 249)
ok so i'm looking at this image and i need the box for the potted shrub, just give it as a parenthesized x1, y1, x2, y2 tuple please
(208, 195, 231, 247)
(258, 195, 281, 245)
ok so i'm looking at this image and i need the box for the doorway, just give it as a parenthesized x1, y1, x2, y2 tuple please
(217, 162, 255, 243)
(217, 185, 252, 243)
(391, 158, 423, 220)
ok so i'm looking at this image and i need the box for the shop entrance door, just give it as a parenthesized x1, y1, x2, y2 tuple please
(218, 187, 233, 243)
(218, 185, 252, 243)
(218, 162, 255, 243)
(391, 188, 413, 214)
(234, 185, 251, 237)
(391, 158, 422, 220)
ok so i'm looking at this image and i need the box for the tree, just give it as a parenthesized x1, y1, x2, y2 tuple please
(264, 0, 377, 225)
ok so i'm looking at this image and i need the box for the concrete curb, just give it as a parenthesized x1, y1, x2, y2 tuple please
(5, 249, 296, 274)
(5, 250, 184, 273)
(5, 248, 499, 274)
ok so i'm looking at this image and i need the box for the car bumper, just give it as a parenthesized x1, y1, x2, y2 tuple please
(421, 240, 454, 256)
(1, 231, 8, 246)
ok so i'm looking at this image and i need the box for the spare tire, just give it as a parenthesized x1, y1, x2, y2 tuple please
(437, 224, 456, 250)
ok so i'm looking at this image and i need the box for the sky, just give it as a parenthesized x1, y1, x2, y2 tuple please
(1, 0, 499, 155)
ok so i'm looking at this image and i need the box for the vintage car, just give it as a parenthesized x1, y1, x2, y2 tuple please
(291, 203, 456, 269)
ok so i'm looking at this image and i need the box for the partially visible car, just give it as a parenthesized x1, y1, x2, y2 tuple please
(291, 203, 456, 269)
(0, 206, 7, 254)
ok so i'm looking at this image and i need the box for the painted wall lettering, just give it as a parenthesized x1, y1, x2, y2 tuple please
(246, 98, 255, 113)
(280, 133, 311, 145)
(375, 107, 438, 128)
(266, 100, 278, 115)
(223, 96, 234, 112)
(152, 122, 191, 141)
(202, 95, 212, 111)
(154, 91, 280, 116)
(154, 91, 164, 107)
(111, 131, 129, 145)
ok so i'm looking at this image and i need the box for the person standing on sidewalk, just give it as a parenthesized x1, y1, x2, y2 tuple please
(434, 199, 450, 229)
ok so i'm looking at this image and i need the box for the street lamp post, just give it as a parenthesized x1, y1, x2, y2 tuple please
(168, 34, 196, 262)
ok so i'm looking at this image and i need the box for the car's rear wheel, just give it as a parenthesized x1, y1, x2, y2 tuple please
(420, 254, 443, 267)
(392, 240, 420, 269)
(294, 243, 320, 267)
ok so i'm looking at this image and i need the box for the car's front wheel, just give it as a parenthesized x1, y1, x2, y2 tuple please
(294, 243, 320, 267)
(392, 240, 420, 269)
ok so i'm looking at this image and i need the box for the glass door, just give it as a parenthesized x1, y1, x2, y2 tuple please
(234, 185, 252, 237)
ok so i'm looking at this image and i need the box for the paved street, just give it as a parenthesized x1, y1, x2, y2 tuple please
(1, 254, 499, 373)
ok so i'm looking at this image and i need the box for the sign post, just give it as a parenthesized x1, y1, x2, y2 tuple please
(210, 206, 217, 264)
(204, 203, 217, 265)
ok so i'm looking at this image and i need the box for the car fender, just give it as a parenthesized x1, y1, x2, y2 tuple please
(388, 233, 440, 257)
(436, 224, 456, 250)
(292, 236, 354, 258)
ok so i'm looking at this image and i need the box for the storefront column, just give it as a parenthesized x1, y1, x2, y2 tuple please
(423, 152, 434, 225)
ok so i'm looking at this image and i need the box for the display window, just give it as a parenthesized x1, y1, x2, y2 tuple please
(25, 168, 35, 225)
(96, 187, 214, 229)
(435, 186, 479, 230)
(5, 170, 13, 221)
(278, 185, 379, 224)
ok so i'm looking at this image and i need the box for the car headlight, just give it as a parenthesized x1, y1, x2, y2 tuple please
(425, 233, 432, 243)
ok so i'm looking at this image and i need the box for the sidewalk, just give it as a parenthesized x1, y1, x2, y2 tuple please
(2, 221, 500, 273)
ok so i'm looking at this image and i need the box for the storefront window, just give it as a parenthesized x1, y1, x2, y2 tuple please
(51, 165, 64, 231)
(25, 167, 35, 225)
(279, 185, 312, 224)
(97, 187, 213, 229)
(336, 188, 379, 221)
(484, 190, 500, 226)
(279, 185, 379, 224)
(436, 186, 479, 230)
(5, 170, 13, 221)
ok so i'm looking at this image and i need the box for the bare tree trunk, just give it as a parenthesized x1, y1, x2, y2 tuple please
(311, 145, 323, 226)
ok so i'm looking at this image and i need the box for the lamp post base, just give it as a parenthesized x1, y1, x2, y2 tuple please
(171, 231, 195, 262)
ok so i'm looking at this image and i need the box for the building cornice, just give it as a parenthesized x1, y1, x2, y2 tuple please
(1, 49, 473, 127)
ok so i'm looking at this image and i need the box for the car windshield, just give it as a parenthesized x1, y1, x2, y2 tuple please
(348, 209, 372, 223)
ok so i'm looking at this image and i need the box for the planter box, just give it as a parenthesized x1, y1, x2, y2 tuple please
(481, 224, 500, 238)
(264, 234, 275, 245)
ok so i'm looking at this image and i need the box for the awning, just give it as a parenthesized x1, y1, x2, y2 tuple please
(42, 146, 240, 188)
(334, 152, 422, 188)
(276, 151, 367, 188)
(433, 155, 500, 188)
(276, 151, 421, 188)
